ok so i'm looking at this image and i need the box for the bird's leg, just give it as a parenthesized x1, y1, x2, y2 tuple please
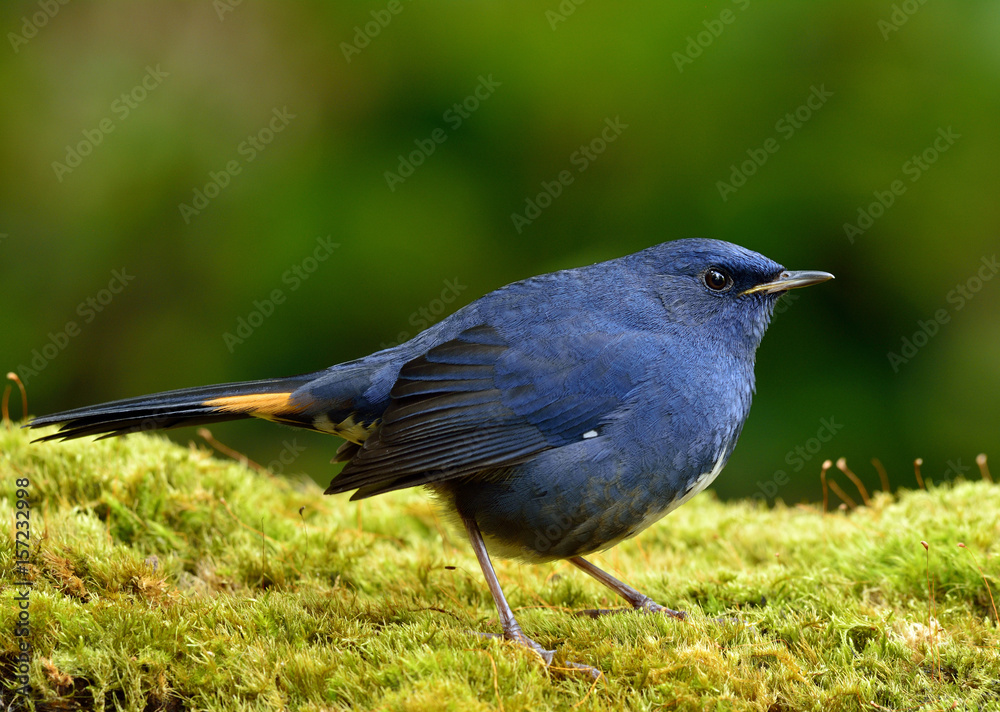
(462, 514, 555, 663)
(569, 556, 686, 620)
(461, 515, 601, 678)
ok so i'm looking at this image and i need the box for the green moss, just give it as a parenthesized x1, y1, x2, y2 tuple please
(2, 424, 998, 711)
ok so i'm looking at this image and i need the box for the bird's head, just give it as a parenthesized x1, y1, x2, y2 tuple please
(631, 238, 833, 354)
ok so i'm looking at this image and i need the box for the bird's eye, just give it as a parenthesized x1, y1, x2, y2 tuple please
(703, 268, 732, 292)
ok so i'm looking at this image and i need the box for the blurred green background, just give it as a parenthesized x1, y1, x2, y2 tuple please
(2, 1, 997, 504)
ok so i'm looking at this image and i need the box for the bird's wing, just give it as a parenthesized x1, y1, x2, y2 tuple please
(325, 323, 646, 499)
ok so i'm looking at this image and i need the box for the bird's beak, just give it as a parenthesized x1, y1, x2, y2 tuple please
(741, 270, 834, 296)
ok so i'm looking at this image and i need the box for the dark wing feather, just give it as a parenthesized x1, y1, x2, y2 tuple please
(326, 324, 641, 499)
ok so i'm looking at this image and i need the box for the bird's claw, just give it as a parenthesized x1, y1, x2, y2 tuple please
(552, 659, 603, 680)
(507, 630, 555, 666)
(575, 601, 687, 620)
(467, 628, 606, 677)
(638, 600, 687, 620)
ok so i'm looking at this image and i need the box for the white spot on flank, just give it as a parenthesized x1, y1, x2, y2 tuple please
(582, 429, 598, 439)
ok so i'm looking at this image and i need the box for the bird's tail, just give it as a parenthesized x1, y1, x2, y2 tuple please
(27, 371, 326, 442)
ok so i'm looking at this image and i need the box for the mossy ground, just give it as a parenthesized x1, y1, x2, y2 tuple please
(1, 424, 998, 711)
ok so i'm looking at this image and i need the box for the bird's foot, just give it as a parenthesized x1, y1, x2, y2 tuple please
(575, 599, 686, 620)
(566, 557, 686, 621)
(468, 628, 602, 679)
(469, 628, 554, 665)
(637, 599, 687, 620)
(554, 659, 603, 680)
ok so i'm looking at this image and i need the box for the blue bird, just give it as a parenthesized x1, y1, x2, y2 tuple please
(28, 239, 832, 674)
